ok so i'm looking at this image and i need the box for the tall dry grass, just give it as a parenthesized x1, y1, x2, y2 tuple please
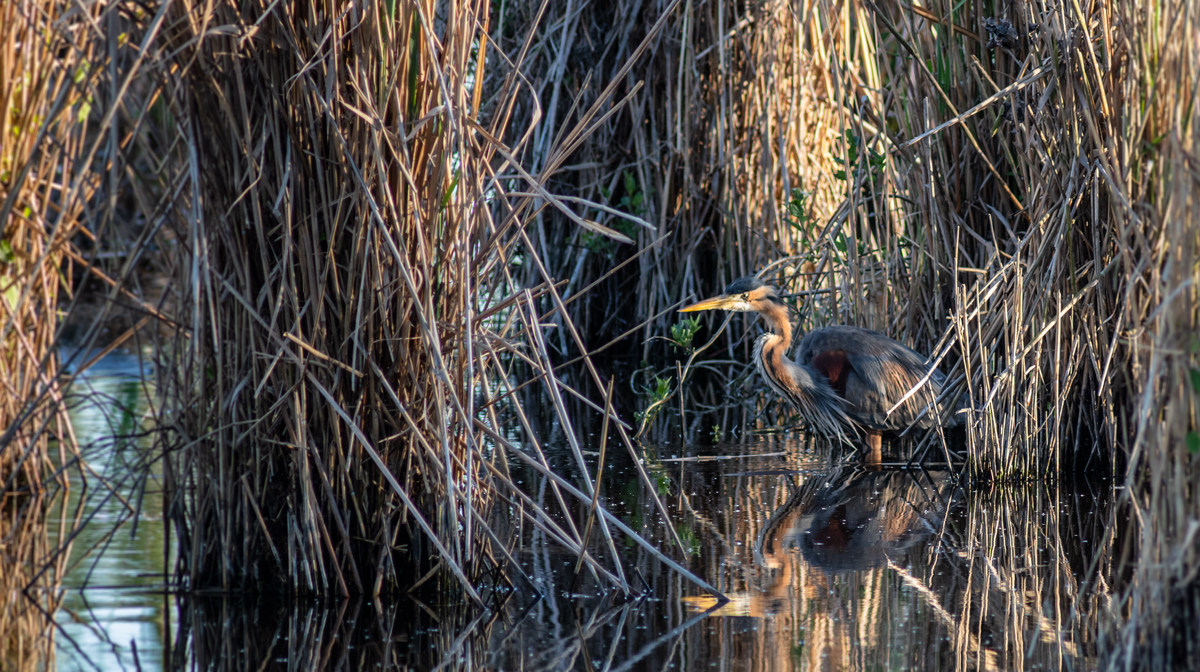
(2, 0, 106, 667)
(2, 1, 98, 666)
(2, 0, 183, 665)
(146, 0, 717, 599)
(510, 0, 1196, 478)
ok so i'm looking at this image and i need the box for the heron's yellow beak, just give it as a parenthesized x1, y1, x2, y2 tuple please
(679, 295, 738, 312)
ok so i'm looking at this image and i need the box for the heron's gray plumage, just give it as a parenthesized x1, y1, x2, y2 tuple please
(795, 326, 953, 431)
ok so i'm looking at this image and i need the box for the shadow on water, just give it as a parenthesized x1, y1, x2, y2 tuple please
(47, 356, 1119, 670)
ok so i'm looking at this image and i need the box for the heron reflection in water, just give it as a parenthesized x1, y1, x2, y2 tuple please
(680, 276, 962, 462)
(759, 468, 956, 575)
(684, 467, 958, 618)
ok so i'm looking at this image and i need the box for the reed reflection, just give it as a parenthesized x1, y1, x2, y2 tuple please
(93, 434, 1117, 672)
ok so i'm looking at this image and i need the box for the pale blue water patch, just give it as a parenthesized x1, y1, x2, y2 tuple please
(52, 348, 175, 672)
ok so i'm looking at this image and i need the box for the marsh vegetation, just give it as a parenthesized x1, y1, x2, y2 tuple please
(1, 0, 1197, 668)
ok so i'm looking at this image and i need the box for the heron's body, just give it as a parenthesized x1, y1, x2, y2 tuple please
(681, 276, 958, 462)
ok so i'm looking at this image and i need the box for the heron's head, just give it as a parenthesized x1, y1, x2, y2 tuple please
(679, 276, 786, 314)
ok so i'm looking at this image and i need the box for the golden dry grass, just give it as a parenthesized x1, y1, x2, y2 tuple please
(2, 0, 182, 665)
(2, 0, 104, 666)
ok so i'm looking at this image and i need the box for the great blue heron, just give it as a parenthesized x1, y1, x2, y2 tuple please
(680, 276, 958, 462)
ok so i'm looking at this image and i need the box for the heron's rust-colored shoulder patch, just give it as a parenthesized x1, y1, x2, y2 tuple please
(811, 349, 850, 397)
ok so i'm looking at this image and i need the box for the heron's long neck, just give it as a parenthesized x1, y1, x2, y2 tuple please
(756, 303, 826, 398)
(753, 302, 851, 441)
(758, 302, 794, 377)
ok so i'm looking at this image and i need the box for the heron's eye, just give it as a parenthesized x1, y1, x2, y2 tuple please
(741, 293, 749, 301)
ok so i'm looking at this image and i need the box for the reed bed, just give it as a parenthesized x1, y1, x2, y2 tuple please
(518, 0, 1196, 479)
(143, 0, 719, 600)
(0, 499, 58, 672)
(1, 0, 84, 509)
(1, 0, 1196, 665)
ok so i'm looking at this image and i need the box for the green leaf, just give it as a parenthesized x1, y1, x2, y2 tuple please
(441, 171, 460, 210)
(77, 98, 92, 123)
(670, 315, 700, 350)
(1187, 431, 1200, 455)
(2, 284, 19, 312)
(1190, 368, 1200, 394)
(654, 376, 670, 400)
(656, 473, 670, 496)
(0, 240, 15, 263)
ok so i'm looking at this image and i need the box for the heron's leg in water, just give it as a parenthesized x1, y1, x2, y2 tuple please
(862, 431, 882, 465)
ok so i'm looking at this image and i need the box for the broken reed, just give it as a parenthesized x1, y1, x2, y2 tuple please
(150, 0, 697, 598)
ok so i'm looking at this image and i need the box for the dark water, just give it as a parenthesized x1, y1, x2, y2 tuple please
(51, 353, 1115, 670)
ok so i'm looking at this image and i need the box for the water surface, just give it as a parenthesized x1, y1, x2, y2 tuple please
(50, 356, 1115, 670)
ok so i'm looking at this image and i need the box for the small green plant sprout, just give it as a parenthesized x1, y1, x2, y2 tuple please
(617, 170, 646, 215)
(832, 130, 885, 181)
(650, 374, 669, 400)
(669, 315, 701, 353)
(653, 468, 671, 496)
(0, 239, 16, 264)
(633, 373, 672, 431)
(784, 187, 821, 250)
(786, 188, 811, 227)
(711, 424, 724, 443)
(584, 170, 645, 260)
